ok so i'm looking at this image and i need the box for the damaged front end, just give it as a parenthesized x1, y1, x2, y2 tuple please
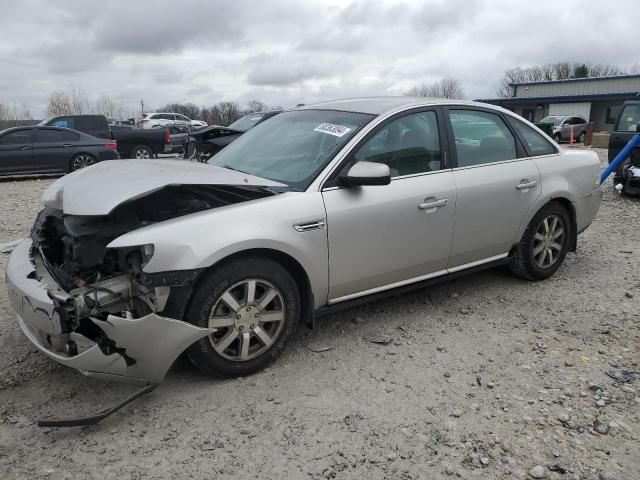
(6, 183, 280, 384)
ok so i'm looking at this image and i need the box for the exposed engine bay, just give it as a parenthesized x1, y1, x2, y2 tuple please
(29, 184, 279, 357)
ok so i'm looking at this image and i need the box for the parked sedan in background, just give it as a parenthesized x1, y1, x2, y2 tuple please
(139, 112, 207, 129)
(0, 126, 118, 176)
(5, 98, 602, 386)
(539, 115, 588, 143)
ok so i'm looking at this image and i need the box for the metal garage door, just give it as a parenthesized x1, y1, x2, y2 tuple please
(548, 102, 591, 120)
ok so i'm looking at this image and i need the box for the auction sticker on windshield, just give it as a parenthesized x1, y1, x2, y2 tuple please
(314, 123, 352, 137)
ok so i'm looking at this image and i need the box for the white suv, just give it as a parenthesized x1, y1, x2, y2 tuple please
(140, 112, 207, 129)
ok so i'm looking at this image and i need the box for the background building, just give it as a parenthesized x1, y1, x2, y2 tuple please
(478, 75, 640, 132)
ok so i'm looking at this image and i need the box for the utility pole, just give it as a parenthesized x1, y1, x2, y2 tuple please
(140, 100, 144, 117)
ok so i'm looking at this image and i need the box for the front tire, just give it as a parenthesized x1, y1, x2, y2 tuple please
(186, 256, 301, 378)
(578, 131, 586, 143)
(509, 202, 571, 280)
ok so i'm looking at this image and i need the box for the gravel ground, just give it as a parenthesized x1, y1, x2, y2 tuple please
(0, 149, 638, 480)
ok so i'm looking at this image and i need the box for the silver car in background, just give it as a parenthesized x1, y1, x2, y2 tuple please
(6, 98, 602, 385)
(540, 115, 589, 143)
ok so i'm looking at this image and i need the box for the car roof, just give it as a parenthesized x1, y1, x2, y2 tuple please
(295, 97, 496, 116)
(0, 125, 92, 137)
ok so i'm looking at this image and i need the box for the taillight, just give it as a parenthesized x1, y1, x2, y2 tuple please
(164, 129, 170, 144)
(105, 140, 117, 151)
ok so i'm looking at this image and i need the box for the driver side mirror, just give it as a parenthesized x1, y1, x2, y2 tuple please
(339, 161, 391, 187)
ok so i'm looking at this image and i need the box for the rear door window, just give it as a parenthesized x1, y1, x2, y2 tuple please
(448, 110, 517, 167)
(35, 129, 64, 143)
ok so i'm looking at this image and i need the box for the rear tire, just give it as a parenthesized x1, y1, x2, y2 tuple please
(131, 145, 153, 159)
(185, 256, 301, 378)
(69, 153, 96, 172)
(509, 202, 571, 281)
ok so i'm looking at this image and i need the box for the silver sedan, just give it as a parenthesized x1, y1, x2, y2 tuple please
(6, 98, 603, 384)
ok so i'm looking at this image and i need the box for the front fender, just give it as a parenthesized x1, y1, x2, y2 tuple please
(108, 192, 329, 308)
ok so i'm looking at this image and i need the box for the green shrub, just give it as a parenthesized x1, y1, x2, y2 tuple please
(534, 122, 554, 138)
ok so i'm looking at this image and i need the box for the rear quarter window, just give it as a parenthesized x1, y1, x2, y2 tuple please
(78, 116, 108, 132)
(507, 117, 558, 156)
(51, 118, 75, 129)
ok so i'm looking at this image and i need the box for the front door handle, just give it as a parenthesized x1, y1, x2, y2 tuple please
(516, 180, 537, 190)
(20, 145, 30, 150)
(63, 143, 73, 147)
(418, 198, 448, 211)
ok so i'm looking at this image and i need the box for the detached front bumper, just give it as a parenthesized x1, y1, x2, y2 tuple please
(6, 240, 211, 384)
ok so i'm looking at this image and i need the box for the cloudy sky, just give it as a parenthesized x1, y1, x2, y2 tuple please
(1, 0, 639, 117)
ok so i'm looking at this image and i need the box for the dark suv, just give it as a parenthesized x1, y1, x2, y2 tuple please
(608, 100, 640, 183)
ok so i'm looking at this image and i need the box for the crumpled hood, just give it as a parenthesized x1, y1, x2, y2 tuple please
(43, 159, 286, 215)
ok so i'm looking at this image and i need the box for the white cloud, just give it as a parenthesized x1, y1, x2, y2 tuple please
(1, 0, 638, 117)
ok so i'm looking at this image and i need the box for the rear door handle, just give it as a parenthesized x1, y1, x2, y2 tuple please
(516, 180, 537, 190)
(63, 143, 73, 147)
(20, 145, 30, 150)
(418, 198, 448, 210)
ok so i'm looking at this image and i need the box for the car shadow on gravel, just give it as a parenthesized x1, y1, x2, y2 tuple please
(0, 174, 63, 183)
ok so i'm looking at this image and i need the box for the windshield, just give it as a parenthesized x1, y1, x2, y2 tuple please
(210, 109, 374, 189)
(540, 116, 564, 126)
(617, 105, 640, 132)
(228, 113, 267, 132)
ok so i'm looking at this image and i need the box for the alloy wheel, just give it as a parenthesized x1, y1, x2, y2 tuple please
(208, 279, 286, 361)
(72, 154, 95, 170)
(532, 214, 565, 269)
(135, 148, 151, 159)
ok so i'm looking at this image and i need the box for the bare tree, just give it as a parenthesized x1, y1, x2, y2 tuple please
(94, 95, 130, 120)
(19, 101, 33, 120)
(0, 103, 8, 121)
(216, 101, 242, 125)
(553, 61, 573, 80)
(201, 105, 221, 126)
(405, 78, 465, 99)
(588, 63, 624, 77)
(246, 99, 268, 113)
(159, 102, 202, 120)
(497, 61, 629, 97)
(47, 90, 73, 116)
(46, 86, 91, 116)
(69, 85, 91, 115)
